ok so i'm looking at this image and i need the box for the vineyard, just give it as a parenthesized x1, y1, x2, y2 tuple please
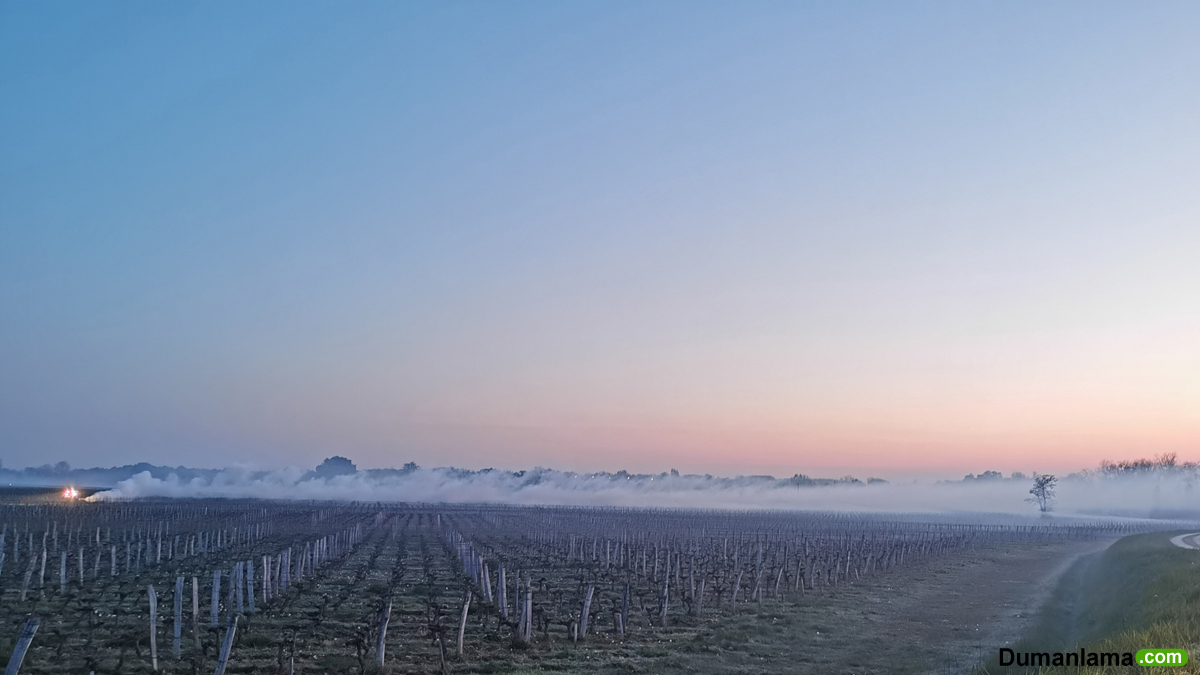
(0, 493, 1157, 674)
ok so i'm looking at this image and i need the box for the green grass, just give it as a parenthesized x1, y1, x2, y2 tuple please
(980, 532, 1200, 675)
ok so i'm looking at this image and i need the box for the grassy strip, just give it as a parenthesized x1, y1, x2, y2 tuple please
(981, 532, 1200, 675)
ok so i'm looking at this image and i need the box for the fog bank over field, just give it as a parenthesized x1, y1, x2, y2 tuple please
(87, 460, 1200, 518)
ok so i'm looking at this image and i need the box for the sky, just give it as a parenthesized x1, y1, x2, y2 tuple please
(2, 2, 1198, 479)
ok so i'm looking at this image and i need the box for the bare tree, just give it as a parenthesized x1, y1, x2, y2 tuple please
(1027, 474, 1057, 513)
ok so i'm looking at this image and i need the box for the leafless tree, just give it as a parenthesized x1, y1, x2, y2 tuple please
(1027, 474, 1057, 512)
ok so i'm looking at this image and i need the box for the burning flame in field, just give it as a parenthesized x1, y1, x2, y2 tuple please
(63, 487, 78, 499)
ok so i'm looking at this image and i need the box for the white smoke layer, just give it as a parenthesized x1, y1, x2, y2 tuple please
(88, 466, 1200, 517)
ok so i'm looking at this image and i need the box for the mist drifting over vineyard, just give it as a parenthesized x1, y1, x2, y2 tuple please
(70, 457, 1198, 518)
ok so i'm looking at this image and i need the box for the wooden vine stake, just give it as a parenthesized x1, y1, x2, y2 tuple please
(579, 585, 594, 638)
(191, 576, 201, 648)
(375, 599, 392, 665)
(456, 591, 471, 656)
(522, 587, 533, 643)
(210, 570, 221, 626)
(213, 615, 238, 675)
(659, 565, 670, 627)
(246, 560, 255, 613)
(173, 576, 184, 657)
(18, 557, 34, 602)
(619, 583, 629, 636)
(148, 585, 159, 671)
(3, 619, 38, 675)
(497, 564, 508, 618)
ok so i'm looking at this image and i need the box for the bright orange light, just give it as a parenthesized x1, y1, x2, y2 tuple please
(63, 487, 78, 499)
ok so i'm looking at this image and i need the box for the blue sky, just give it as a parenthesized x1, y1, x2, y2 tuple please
(2, 2, 1198, 476)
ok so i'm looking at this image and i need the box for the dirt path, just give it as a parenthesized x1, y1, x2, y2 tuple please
(663, 538, 1116, 675)
(881, 538, 1117, 674)
(1169, 532, 1200, 549)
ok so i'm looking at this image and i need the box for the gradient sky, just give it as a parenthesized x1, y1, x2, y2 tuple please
(2, 2, 1198, 478)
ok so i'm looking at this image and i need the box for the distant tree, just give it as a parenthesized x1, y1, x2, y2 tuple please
(867, 477, 888, 484)
(314, 456, 357, 478)
(54, 461, 71, 475)
(1010, 472, 1026, 480)
(402, 462, 419, 472)
(1098, 453, 1195, 477)
(1027, 474, 1057, 513)
(670, 468, 679, 477)
(784, 474, 814, 487)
